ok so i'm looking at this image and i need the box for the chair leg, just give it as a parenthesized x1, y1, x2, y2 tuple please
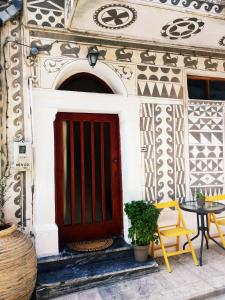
(176, 236, 180, 251)
(159, 235, 172, 273)
(186, 234, 199, 266)
(206, 216, 211, 242)
(215, 223, 225, 248)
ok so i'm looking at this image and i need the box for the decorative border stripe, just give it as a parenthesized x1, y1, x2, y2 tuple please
(0, 0, 22, 27)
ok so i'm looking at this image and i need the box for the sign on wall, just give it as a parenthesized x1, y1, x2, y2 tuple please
(13, 141, 32, 171)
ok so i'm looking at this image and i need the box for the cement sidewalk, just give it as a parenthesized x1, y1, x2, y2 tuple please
(53, 244, 225, 300)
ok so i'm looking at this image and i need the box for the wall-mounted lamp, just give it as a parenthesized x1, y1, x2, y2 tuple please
(87, 47, 100, 68)
(29, 47, 39, 57)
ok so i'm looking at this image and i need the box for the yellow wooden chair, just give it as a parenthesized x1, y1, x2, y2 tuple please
(206, 194, 225, 248)
(152, 200, 199, 273)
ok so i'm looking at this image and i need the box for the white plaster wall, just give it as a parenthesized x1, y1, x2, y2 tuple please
(32, 89, 142, 257)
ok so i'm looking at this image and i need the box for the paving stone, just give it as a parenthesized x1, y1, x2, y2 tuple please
(98, 286, 123, 300)
(53, 293, 80, 300)
(78, 288, 103, 300)
(206, 275, 225, 290)
(53, 245, 225, 300)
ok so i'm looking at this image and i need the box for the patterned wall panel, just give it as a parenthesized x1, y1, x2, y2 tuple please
(137, 65, 183, 99)
(9, 19, 26, 227)
(140, 104, 156, 201)
(27, 0, 64, 28)
(141, 103, 185, 202)
(152, 0, 224, 15)
(1, 19, 26, 227)
(175, 105, 186, 201)
(188, 100, 224, 197)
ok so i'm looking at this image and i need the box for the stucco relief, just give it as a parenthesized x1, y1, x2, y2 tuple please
(113, 65, 133, 80)
(29, 34, 225, 92)
(219, 36, 225, 46)
(137, 65, 183, 99)
(183, 56, 198, 69)
(2, 19, 26, 226)
(44, 59, 69, 73)
(93, 4, 137, 30)
(188, 100, 225, 198)
(152, 0, 224, 14)
(26, 33, 225, 203)
(161, 18, 204, 40)
(60, 43, 81, 57)
(27, 0, 64, 28)
(30, 33, 225, 81)
(109, 63, 136, 95)
(140, 104, 185, 202)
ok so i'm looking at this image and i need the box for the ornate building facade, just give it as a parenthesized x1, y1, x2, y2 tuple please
(1, 0, 225, 257)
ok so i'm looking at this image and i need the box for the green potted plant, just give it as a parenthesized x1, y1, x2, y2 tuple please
(196, 191, 205, 207)
(124, 200, 160, 262)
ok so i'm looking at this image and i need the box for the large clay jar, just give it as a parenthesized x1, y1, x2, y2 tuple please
(0, 224, 37, 300)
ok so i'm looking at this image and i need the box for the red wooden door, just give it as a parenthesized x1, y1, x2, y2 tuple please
(54, 113, 123, 242)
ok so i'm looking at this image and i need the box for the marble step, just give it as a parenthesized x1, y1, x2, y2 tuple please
(36, 250, 159, 299)
(38, 238, 132, 272)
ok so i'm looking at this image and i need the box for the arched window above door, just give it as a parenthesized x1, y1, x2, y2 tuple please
(58, 72, 113, 94)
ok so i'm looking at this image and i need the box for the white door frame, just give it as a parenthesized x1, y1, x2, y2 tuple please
(32, 88, 142, 257)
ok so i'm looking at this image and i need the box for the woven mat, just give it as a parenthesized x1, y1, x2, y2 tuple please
(67, 238, 113, 252)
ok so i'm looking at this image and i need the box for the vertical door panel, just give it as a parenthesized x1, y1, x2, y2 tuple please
(55, 113, 122, 242)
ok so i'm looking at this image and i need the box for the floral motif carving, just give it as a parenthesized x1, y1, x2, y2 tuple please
(44, 59, 69, 73)
(93, 4, 137, 30)
(161, 18, 204, 40)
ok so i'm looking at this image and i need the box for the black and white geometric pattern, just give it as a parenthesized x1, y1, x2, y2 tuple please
(188, 101, 224, 197)
(175, 105, 186, 202)
(137, 65, 183, 99)
(0, 0, 12, 12)
(161, 18, 204, 40)
(141, 104, 156, 202)
(155, 0, 224, 14)
(27, 0, 64, 28)
(141, 104, 185, 203)
(0, 0, 22, 26)
(93, 4, 137, 30)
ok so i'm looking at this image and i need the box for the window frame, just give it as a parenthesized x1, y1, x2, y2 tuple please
(187, 75, 225, 100)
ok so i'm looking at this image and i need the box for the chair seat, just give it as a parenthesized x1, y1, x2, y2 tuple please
(211, 218, 225, 226)
(160, 226, 195, 238)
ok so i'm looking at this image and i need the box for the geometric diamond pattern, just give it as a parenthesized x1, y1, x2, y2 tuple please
(190, 159, 223, 172)
(188, 100, 224, 196)
(188, 102, 223, 118)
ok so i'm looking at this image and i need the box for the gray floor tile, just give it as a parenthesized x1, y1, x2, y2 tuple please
(53, 245, 225, 300)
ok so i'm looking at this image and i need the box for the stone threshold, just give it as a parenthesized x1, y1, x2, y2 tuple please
(35, 238, 159, 299)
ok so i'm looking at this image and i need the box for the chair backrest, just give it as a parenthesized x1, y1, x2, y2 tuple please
(155, 200, 185, 228)
(155, 200, 179, 210)
(206, 194, 225, 202)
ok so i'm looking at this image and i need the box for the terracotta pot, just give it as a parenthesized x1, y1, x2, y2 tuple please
(0, 223, 37, 300)
(133, 244, 149, 262)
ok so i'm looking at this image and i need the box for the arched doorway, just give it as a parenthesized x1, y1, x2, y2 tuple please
(54, 73, 123, 243)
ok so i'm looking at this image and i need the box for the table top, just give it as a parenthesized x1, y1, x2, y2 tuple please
(179, 201, 225, 214)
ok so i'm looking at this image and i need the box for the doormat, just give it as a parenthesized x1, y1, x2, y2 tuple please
(67, 238, 113, 252)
